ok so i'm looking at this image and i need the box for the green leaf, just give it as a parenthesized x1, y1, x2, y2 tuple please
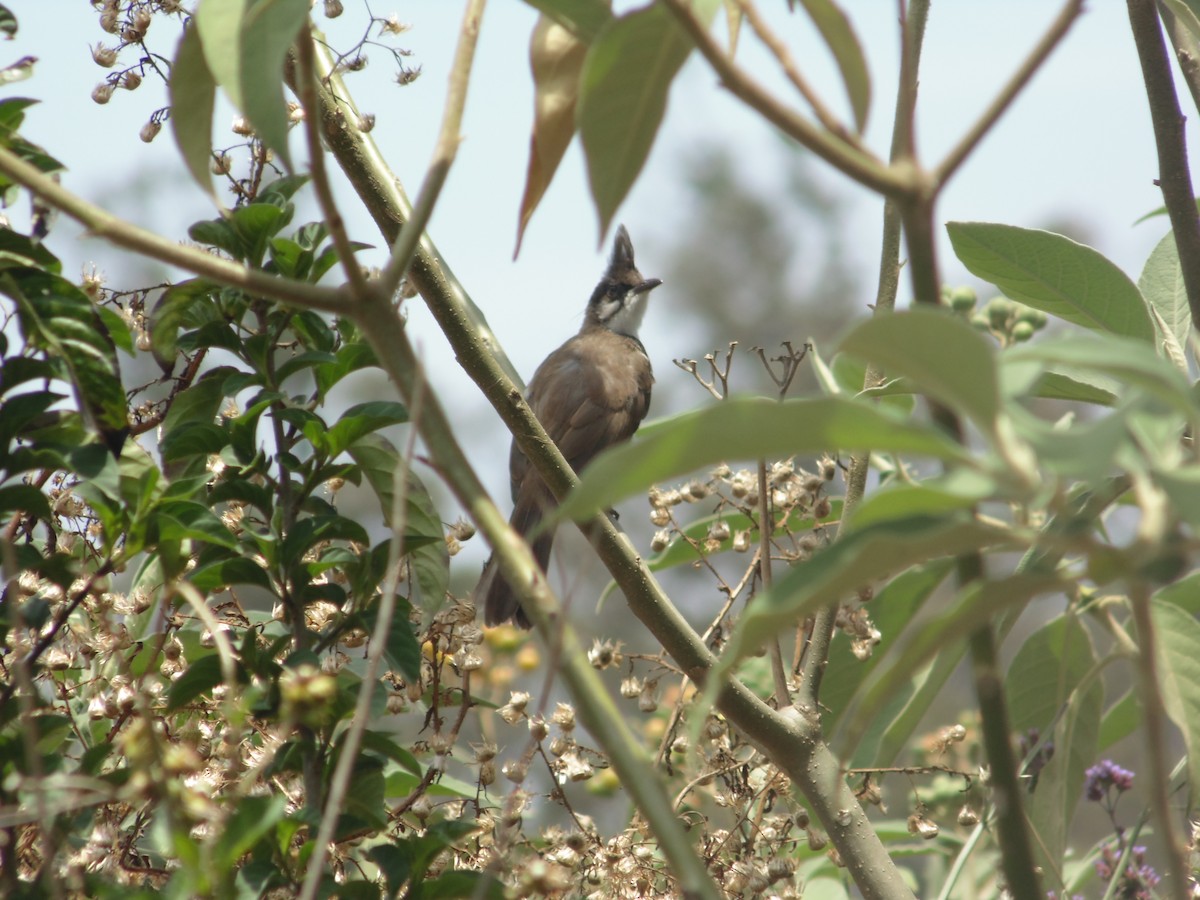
(797, 0, 870, 132)
(1005, 615, 1102, 883)
(169, 22, 218, 199)
(340, 754, 387, 833)
(153, 500, 240, 549)
(349, 434, 449, 613)
(1150, 599, 1200, 811)
(845, 468, 998, 532)
(0, 484, 50, 520)
(721, 516, 1022, 667)
(4, 268, 127, 449)
(818, 559, 953, 744)
(946, 222, 1155, 342)
(1004, 333, 1195, 420)
(320, 401, 409, 457)
(383, 596, 420, 681)
(1098, 689, 1139, 750)
(194, 0, 249, 110)
(0, 225, 62, 273)
(0, 6, 17, 40)
(521, 0, 612, 42)
(578, 0, 718, 237)
(516, 15, 589, 256)
(166, 653, 225, 712)
(838, 309, 999, 432)
(194, 0, 303, 170)
(189, 554, 275, 592)
(838, 572, 1068, 756)
(1138, 230, 1192, 366)
(281, 514, 370, 567)
(238, 0, 307, 171)
(558, 396, 972, 523)
(214, 794, 287, 870)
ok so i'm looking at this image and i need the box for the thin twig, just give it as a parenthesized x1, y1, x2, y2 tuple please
(801, 0, 930, 703)
(934, 0, 1084, 187)
(1128, 572, 1191, 896)
(294, 27, 372, 300)
(377, 0, 483, 299)
(0, 146, 350, 314)
(757, 460, 791, 706)
(659, 0, 905, 197)
(733, 0, 862, 146)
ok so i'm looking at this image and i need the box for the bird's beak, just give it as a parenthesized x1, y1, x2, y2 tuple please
(636, 278, 663, 294)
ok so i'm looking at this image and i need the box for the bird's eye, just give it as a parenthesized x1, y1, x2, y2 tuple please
(607, 284, 624, 298)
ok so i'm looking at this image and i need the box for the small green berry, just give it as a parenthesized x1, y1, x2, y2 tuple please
(949, 286, 977, 312)
(1012, 321, 1035, 342)
(970, 313, 992, 332)
(1016, 306, 1049, 330)
(985, 296, 1015, 329)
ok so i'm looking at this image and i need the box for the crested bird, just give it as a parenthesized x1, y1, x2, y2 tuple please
(478, 225, 662, 627)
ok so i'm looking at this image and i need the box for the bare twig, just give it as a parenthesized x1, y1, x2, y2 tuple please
(660, 0, 906, 197)
(294, 27, 372, 300)
(673, 342, 737, 400)
(0, 147, 350, 314)
(935, 0, 1085, 187)
(733, 0, 863, 146)
(376, 0, 482, 299)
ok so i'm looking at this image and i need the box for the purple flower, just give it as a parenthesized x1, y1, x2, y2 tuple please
(1085, 759, 1134, 802)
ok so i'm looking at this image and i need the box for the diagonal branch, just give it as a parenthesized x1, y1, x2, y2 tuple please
(934, 0, 1084, 188)
(660, 0, 908, 198)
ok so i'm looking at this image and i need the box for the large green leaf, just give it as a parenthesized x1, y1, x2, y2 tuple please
(3, 268, 127, 451)
(720, 515, 1022, 668)
(1138, 230, 1192, 368)
(558, 395, 973, 523)
(1005, 615, 1102, 888)
(578, 0, 718, 237)
(947, 222, 1154, 342)
(837, 572, 1067, 755)
(521, 0, 612, 42)
(515, 16, 590, 255)
(169, 23, 218, 198)
(1003, 333, 1195, 420)
(1150, 599, 1200, 801)
(348, 434, 449, 613)
(194, 0, 305, 171)
(838, 308, 999, 433)
(818, 559, 953, 747)
(797, 0, 870, 132)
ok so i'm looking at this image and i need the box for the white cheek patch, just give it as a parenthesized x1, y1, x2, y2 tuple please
(604, 290, 648, 336)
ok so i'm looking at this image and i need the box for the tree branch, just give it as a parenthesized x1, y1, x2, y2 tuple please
(660, 0, 910, 198)
(934, 0, 1084, 187)
(0, 147, 351, 314)
(303, 22, 913, 900)
(1128, 0, 1200, 330)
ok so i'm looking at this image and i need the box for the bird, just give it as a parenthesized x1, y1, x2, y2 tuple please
(478, 225, 662, 628)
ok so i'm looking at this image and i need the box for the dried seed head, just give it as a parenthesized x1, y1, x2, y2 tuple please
(650, 529, 670, 553)
(91, 44, 118, 67)
(587, 639, 622, 670)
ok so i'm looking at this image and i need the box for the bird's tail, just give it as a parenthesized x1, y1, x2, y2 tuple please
(477, 496, 555, 629)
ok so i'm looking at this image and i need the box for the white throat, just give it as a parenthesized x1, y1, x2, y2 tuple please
(603, 289, 649, 336)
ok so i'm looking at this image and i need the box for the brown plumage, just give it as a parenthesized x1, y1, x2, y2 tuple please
(478, 226, 661, 628)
